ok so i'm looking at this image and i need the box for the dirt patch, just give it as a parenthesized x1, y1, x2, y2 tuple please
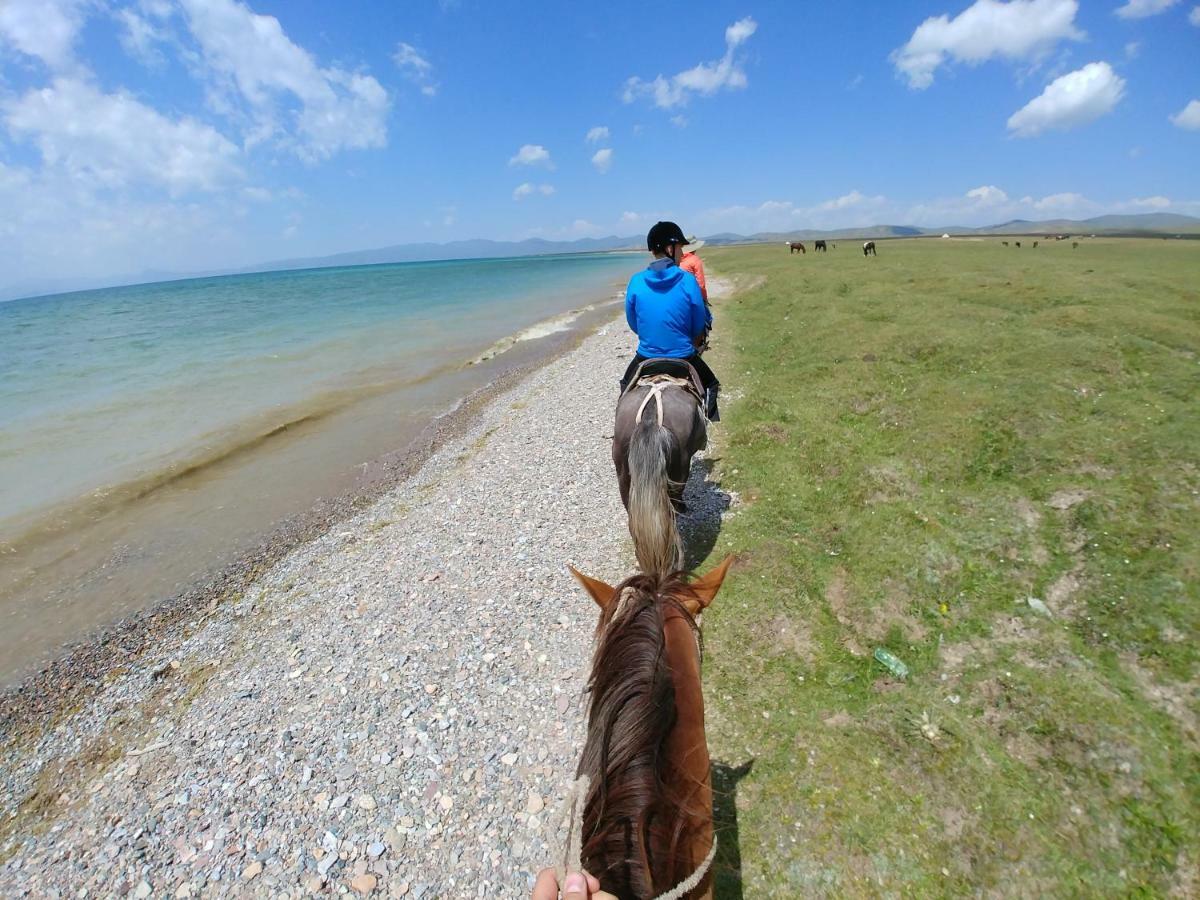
(1045, 570, 1084, 618)
(763, 613, 818, 665)
(825, 570, 851, 624)
(1119, 652, 1199, 749)
(1047, 489, 1090, 510)
(864, 463, 917, 505)
(822, 710, 854, 728)
(1014, 497, 1042, 529)
(940, 806, 973, 840)
(863, 579, 929, 643)
(751, 423, 789, 444)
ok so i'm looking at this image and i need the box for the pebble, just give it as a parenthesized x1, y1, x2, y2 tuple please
(242, 861, 262, 881)
(350, 873, 377, 894)
(357, 794, 377, 811)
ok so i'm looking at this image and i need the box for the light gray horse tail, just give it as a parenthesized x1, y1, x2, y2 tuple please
(627, 416, 681, 575)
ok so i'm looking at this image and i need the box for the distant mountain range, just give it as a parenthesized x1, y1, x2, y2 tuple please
(5, 212, 1198, 302)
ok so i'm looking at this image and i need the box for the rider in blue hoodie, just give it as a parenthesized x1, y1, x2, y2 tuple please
(621, 221, 720, 419)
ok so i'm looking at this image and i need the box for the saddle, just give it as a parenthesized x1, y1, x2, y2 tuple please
(623, 358, 705, 406)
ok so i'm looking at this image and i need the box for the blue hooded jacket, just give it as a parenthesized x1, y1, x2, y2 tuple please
(624, 259, 712, 358)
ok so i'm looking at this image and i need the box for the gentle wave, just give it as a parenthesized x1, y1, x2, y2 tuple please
(468, 296, 621, 366)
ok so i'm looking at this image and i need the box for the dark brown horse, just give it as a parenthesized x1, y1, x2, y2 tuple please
(787, 241, 805, 254)
(568, 557, 734, 900)
(814, 240, 827, 252)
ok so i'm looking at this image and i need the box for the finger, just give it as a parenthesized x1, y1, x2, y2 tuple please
(562, 871, 589, 900)
(583, 871, 601, 893)
(530, 868, 559, 900)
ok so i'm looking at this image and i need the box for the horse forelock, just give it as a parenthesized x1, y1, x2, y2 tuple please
(577, 575, 707, 897)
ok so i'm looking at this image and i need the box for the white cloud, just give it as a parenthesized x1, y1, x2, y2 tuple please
(967, 184, 1010, 204)
(1130, 195, 1171, 208)
(0, 163, 258, 295)
(1191, 5, 1200, 24)
(0, 0, 87, 70)
(585, 126, 609, 144)
(1124, 41, 1141, 59)
(591, 148, 613, 173)
(670, 114, 688, 127)
(1028, 191, 1091, 212)
(892, 0, 1083, 90)
(816, 190, 887, 212)
(1007, 61, 1125, 137)
(178, 0, 389, 161)
(508, 144, 552, 167)
(394, 42, 438, 96)
(1170, 99, 1200, 129)
(623, 17, 757, 108)
(1115, 0, 1179, 18)
(512, 182, 554, 200)
(3, 77, 243, 193)
(620, 211, 641, 224)
(116, 8, 170, 68)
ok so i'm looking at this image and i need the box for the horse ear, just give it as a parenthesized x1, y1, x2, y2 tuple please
(567, 565, 616, 608)
(688, 555, 735, 609)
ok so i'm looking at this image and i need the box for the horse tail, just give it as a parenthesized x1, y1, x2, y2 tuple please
(627, 415, 681, 576)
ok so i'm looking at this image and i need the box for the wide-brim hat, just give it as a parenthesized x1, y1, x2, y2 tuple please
(684, 236, 706, 251)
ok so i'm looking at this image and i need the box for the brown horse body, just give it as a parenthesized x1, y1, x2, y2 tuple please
(569, 559, 732, 900)
(788, 241, 805, 254)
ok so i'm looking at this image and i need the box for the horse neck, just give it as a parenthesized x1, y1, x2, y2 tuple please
(579, 582, 713, 898)
(662, 608, 714, 884)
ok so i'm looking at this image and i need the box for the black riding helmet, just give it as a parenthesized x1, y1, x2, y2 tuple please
(646, 220, 688, 253)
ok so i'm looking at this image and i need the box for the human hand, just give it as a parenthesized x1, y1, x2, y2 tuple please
(530, 867, 615, 900)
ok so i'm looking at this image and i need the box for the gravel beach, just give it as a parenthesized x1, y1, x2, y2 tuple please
(0, 288, 734, 898)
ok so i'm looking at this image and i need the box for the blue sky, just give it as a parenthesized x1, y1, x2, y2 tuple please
(1, 0, 1197, 292)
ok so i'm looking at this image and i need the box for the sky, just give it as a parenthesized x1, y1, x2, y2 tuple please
(0, 0, 1197, 294)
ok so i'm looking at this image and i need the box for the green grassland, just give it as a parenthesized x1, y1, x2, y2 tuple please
(698, 238, 1199, 897)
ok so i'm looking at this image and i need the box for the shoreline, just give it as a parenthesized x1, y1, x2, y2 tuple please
(0, 299, 621, 743)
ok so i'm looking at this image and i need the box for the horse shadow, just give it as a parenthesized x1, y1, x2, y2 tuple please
(678, 455, 731, 571)
(710, 758, 755, 899)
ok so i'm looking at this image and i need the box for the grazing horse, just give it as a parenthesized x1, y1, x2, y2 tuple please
(1015, 241, 1021, 248)
(1032, 240, 1039, 248)
(862, 240, 876, 257)
(787, 241, 805, 254)
(568, 556, 734, 900)
(613, 365, 708, 574)
(1002, 241, 1009, 247)
(814, 240, 827, 252)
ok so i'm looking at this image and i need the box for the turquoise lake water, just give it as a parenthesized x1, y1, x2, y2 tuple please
(0, 253, 637, 536)
(0, 252, 640, 683)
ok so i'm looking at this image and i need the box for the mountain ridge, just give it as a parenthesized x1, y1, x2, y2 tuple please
(5, 212, 1197, 302)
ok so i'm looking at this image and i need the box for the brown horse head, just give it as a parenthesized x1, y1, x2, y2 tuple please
(566, 556, 733, 899)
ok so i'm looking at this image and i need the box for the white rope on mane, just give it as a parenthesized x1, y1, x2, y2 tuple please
(550, 774, 717, 900)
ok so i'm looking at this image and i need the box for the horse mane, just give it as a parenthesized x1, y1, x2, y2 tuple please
(575, 572, 707, 898)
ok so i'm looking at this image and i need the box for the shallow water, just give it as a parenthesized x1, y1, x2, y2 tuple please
(0, 253, 640, 685)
